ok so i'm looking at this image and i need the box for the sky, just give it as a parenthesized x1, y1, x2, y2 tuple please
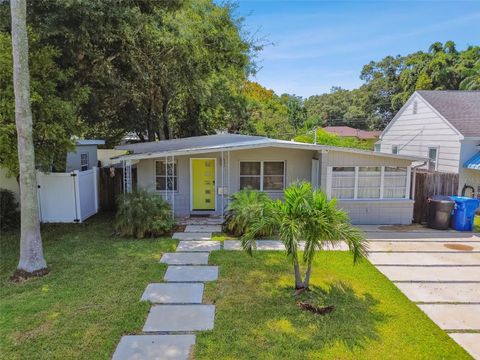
(234, 0, 480, 98)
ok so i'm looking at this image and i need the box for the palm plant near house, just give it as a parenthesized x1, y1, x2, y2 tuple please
(224, 189, 272, 236)
(241, 182, 367, 290)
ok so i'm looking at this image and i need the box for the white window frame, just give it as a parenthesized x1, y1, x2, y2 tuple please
(391, 145, 399, 155)
(327, 165, 411, 200)
(155, 159, 178, 192)
(239, 160, 286, 192)
(374, 143, 381, 152)
(428, 146, 439, 171)
(80, 153, 89, 171)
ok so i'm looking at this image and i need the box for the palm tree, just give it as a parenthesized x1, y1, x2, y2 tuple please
(10, 0, 48, 276)
(241, 182, 367, 290)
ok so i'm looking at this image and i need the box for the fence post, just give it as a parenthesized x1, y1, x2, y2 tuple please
(73, 170, 82, 222)
(93, 166, 99, 213)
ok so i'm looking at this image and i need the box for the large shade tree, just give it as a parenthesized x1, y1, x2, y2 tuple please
(9, 0, 47, 276)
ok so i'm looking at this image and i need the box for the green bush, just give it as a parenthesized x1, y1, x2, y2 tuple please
(0, 189, 19, 231)
(114, 190, 175, 238)
(224, 189, 272, 236)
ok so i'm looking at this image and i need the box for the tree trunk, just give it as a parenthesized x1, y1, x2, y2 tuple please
(303, 265, 312, 289)
(10, 0, 47, 274)
(293, 258, 304, 289)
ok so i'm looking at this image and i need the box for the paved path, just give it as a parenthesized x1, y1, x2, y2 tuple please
(363, 228, 480, 360)
(112, 221, 221, 360)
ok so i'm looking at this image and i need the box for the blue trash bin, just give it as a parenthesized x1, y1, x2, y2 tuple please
(449, 196, 480, 231)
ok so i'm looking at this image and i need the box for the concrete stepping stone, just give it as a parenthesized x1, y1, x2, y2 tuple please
(173, 232, 212, 241)
(418, 304, 480, 330)
(141, 283, 204, 304)
(160, 252, 209, 265)
(143, 305, 215, 332)
(368, 241, 480, 252)
(376, 266, 480, 282)
(449, 333, 480, 360)
(223, 240, 242, 250)
(223, 240, 348, 251)
(112, 334, 195, 360)
(184, 225, 222, 233)
(369, 252, 480, 266)
(256, 240, 286, 250)
(164, 266, 218, 282)
(176, 241, 220, 252)
(395, 283, 480, 303)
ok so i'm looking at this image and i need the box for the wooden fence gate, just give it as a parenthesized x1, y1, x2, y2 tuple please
(412, 170, 458, 223)
(99, 167, 137, 211)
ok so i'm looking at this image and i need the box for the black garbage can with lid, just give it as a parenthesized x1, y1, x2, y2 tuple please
(427, 195, 455, 230)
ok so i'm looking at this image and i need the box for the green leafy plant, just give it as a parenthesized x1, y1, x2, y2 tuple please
(241, 182, 367, 289)
(0, 189, 19, 231)
(224, 189, 272, 236)
(114, 190, 175, 239)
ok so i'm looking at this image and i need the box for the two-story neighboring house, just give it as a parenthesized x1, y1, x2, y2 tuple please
(377, 90, 480, 197)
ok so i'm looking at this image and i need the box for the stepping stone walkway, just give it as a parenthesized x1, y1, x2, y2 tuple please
(113, 219, 220, 360)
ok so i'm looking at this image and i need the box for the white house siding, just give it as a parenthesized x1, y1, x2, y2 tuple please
(320, 150, 414, 225)
(380, 94, 462, 173)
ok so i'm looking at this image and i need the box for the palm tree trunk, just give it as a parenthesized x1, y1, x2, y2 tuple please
(293, 258, 304, 289)
(304, 264, 312, 289)
(11, 0, 47, 274)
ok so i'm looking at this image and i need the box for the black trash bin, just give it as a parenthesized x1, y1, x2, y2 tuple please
(427, 195, 455, 230)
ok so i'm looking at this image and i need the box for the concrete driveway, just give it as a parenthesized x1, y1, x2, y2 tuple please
(361, 226, 480, 359)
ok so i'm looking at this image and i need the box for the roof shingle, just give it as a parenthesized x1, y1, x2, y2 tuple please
(417, 90, 480, 137)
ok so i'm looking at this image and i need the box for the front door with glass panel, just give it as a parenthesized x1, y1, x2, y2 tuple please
(191, 159, 216, 211)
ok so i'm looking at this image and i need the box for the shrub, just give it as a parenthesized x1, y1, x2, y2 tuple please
(224, 189, 272, 236)
(114, 190, 175, 238)
(0, 189, 20, 231)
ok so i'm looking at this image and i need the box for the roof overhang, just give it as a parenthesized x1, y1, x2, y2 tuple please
(111, 139, 424, 163)
(464, 152, 480, 170)
(76, 139, 105, 146)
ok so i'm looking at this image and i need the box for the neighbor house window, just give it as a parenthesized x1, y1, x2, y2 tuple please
(374, 143, 381, 152)
(428, 147, 438, 171)
(240, 161, 285, 191)
(331, 167, 355, 199)
(413, 100, 418, 114)
(357, 167, 381, 198)
(329, 166, 408, 200)
(392, 145, 399, 155)
(155, 160, 178, 191)
(80, 153, 89, 171)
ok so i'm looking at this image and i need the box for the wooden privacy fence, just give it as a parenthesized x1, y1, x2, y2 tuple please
(412, 170, 458, 223)
(99, 167, 137, 211)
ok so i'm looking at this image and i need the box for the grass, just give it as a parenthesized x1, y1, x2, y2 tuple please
(0, 214, 176, 360)
(196, 251, 471, 360)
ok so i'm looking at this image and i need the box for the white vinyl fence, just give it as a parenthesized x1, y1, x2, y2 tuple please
(37, 167, 99, 223)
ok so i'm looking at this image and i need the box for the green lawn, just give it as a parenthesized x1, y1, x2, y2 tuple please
(196, 251, 471, 360)
(0, 214, 176, 360)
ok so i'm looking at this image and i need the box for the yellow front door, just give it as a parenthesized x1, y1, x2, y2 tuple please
(192, 159, 216, 210)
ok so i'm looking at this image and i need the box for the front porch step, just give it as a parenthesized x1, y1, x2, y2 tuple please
(173, 232, 212, 241)
(184, 225, 222, 233)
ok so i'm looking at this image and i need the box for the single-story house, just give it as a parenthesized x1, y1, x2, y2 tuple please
(377, 90, 480, 198)
(114, 134, 423, 225)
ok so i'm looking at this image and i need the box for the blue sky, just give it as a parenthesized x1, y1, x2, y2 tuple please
(234, 1, 480, 97)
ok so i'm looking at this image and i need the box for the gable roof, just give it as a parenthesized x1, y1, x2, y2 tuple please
(114, 133, 423, 162)
(416, 91, 480, 137)
(323, 126, 381, 139)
